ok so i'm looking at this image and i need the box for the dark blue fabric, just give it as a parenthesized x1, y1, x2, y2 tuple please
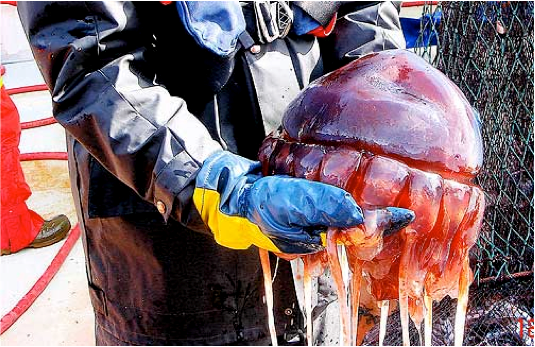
(400, 11, 441, 48)
(291, 5, 322, 35)
(196, 151, 364, 254)
(176, 1, 245, 56)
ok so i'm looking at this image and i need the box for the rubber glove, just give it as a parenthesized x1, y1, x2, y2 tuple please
(193, 151, 364, 254)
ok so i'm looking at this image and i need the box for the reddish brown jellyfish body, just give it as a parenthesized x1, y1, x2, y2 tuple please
(258, 49, 485, 346)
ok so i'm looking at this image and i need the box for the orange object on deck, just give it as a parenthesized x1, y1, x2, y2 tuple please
(1, 69, 44, 254)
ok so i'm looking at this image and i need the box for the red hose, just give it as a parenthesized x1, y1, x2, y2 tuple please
(402, 1, 438, 7)
(20, 152, 68, 161)
(0, 151, 79, 335)
(7, 85, 58, 129)
(5, 85, 49, 95)
(20, 117, 57, 129)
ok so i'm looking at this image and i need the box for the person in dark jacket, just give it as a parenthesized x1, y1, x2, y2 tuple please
(18, 1, 407, 345)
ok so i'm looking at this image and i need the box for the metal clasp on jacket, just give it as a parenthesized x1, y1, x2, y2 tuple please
(253, 1, 293, 44)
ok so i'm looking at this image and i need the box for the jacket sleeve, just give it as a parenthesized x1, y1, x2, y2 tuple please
(17, 2, 222, 226)
(320, 1, 407, 71)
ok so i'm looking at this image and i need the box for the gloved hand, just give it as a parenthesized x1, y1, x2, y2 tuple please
(193, 151, 364, 254)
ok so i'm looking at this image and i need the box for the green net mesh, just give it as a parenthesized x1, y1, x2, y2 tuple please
(407, 0, 533, 285)
(436, 1, 534, 282)
(361, 2, 533, 345)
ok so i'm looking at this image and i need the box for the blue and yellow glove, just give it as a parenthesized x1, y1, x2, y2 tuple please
(193, 151, 364, 254)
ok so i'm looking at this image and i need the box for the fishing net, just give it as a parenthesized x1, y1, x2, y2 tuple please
(360, 2, 534, 345)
